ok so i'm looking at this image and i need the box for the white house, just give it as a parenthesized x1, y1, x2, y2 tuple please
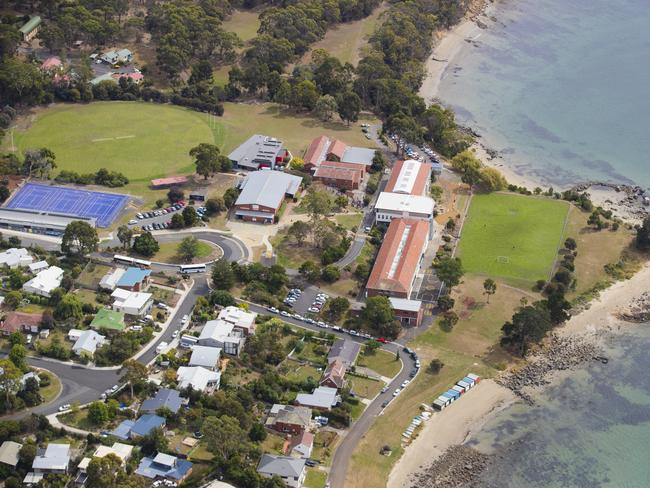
(111, 288, 153, 316)
(32, 443, 70, 474)
(99, 268, 126, 291)
(28, 260, 49, 274)
(188, 345, 221, 370)
(176, 366, 220, 392)
(217, 306, 257, 336)
(72, 330, 106, 357)
(198, 319, 245, 356)
(0, 248, 33, 268)
(287, 431, 314, 458)
(257, 455, 306, 488)
(22, 266, 64, 297)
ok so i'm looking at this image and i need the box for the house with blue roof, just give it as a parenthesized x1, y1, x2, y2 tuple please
(140, 388, 183, 415)
(116, 267, 151, 292)
(110, 414, 165, 440)
(135, 452, 192, 482)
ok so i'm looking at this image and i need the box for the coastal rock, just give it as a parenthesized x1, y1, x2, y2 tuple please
(618, 292, 650, 323)
(408, 445, 490, 487)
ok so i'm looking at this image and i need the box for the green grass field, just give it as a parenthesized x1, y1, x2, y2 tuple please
(13, 102, 215, 182)
(222, 9, 260, 43)
(457, 193, 569, 287)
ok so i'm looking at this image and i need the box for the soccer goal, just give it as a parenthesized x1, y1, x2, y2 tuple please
(496, 256, 510, 263)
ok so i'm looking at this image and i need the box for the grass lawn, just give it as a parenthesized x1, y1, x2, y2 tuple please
(38, 370, 62, 404)
(348, 375, 384, 399)
(357, 350, 401, 378)
(282, 362, 322, 383)
(222, 9, 260, 43)
(17, 302, 48, 314)
(34, 329, 72, 357)
(312, 430, 339, 465)
(187, 443, 213, 461)
(305, 468, 328, 488)
(59, 409, 99, 431)
(294, 341, 330, 366)
(76, 263, 112, 289)
(457, 193, 569, 287)
(149, 286, 175, 303)
(271, 227, 321, 269)
(335, 212, 363, 230)
(261, 431, 286, 455)
(149, 240, 220, 264)
(73, 288, 100, 307)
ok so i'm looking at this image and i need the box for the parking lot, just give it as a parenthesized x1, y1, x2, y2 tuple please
(286, 285, 323, 314)
(129, 202, 208, 232)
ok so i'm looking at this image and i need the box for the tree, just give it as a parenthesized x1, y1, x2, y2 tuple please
(190, 143, 222, 179)
(564, 237, 577, 251)
(170, 213, 185, 229)
(141, 427, 168, 455)
(204, 415, 246, 461)
(249, 422, 267, 442)
(61, 221, 98, 256)
(428, 359, 444, 374)
(205, 197, 225, 215)
(440, 311, 459, 331)
(292, 80, 319, 111)
(371, 151, 386, 173)
(288, 220, 310, 244)
(132, 232, 159, 257)
(183, 206, 200, 227)
(479, 167, 508, 191)
(88, 401, 109, 425)
(304, 188, 332, 222)
(178, 236, 200, 262)
(434, 257, 464, 289)
(23, 148, 56, 178)
(298, 260, 319, 282)
(223, 187, 239, 208)
(450, 150, 482, 189)
(8, 344, 27, 371)
(321, 265, 340, 282)
(210, 290, 235, 307)
(326, 297, 350, 322)
(120, 359, 148, 399)
(314, 95, 338, 121)
(362, 296, 395, 330)
(336, 91, 361, 125)
(167, 188, 184, 203)
(212, 258, 235, 290)
(54, 294, 83, 322)
(437, 295, 455, 311)
(86, 454, 143, 488)
(636, 216, 650, 250)
(116, 225, 133, 250)
(501, 303, 552, 356)
(483, 278, 497, 303)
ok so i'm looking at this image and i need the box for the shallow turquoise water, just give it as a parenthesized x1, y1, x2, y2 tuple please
(436, 0, 650, 187)
(470, 326, 650, 487)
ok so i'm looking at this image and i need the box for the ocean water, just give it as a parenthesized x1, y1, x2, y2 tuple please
(435, 0, 650, 188)
(469, 325, 650, 488)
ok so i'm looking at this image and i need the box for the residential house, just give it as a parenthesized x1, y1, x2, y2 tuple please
(19, 16, 41, 42)
(111, 414, 166, 440)
(228, 135, 288, 170)
(320, 359, 346, 389)
(285, 431, 314, 458)
(40, 56, 62, 72)
(188, 345, 221, 370)
(327, 339, 361, 368)
(67, 329, 84, 342)
(100, 48, 132, 66)
(198, 320, 245, 356)
(32, 443, 70, 474)
(0, 248, 33, 268)
(266, 404, 312, 436)
(28, 260, 49, 274)
(303, 135, 374, 173)
(116, 267, 151, 291)
(140, 388, 183, 415)
(135, 452, 193, 482)
(176, 366, 221, 392)
(257, 454, 306, 488)
(365, 218, 429, 299)
(217, 306, 257, 336)
(0, 440, 22, 467)
(111, 288, 153, 316)
(72, 330, 106, 357)
(295, 386, 340, 410)
(233, 171, 302, 224)
(77, 442, 133, 474)
(22, 266, 64, 297)
(99, 267, 126, 291)
(389, 297, 424, 327)
(0, 311, 43, 336)
(90, 308, 126, 332)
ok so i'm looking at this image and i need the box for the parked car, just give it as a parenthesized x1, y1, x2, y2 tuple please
(393, 388, 401, 397)
(377, 337, 388, 344)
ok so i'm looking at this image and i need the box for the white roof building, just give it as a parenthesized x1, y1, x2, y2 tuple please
(28, 260, 49, 274)
(32, 443, 70, 473)
(374, 192, 435, 239)
(111, 288, 153, 316)
(295, 386, 340, 410)
(188, 345, 222, 369)
(22, 266, 64, 297)
(72, 330, 106, 356)
(217, 306, 257, 335)
(176, 366, 221, 392)
(198, 319, 245, 356)
(0, 440, 22, 467)
(0, 248, 33, 268)
(234, 170, 303, 223)
(99, 268, 126, 290)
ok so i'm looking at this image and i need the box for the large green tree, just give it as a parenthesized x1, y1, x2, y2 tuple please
(177, 236, 200, 262)
(116, 225, 133, 250)
(501, 303, 552, 356)
(433, 257, 464, 289)
(54, 294, 83, 322)
(120, 359, 148, 399)
(132, 232, 159, 257)
(190, 143, 221, 180)
(637, 216, 650, 250)
(212, 258, 235, 290)
(203, 415, 246, 461)
(61, 221, 98, 256)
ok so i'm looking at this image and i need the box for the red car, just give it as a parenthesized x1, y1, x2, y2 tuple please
(377, 337, 388, 344)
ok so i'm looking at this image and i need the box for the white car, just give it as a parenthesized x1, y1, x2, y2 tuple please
(280, 311, 290, 317)
(110, 385, 119, 392)
(58, 404, 71, 412)
(181, 315, 189, 324)
(156, 342, 168, 354)
(393, 389, 401, 397)
(401, 380, 410, 388)
(128, 219, 138, 225)
(172, 330, 179, 338)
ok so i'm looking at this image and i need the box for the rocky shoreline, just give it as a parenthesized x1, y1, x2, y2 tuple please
(407, 445, 490, 488)
(617, 292, 650, 323)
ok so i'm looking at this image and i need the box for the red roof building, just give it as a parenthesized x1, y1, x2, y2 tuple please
(327, 140, 347, 161)
(150, 176, 188, 188)
(366, 218, 429, 299)
(384, 159, 433, 196)
(313, 161, 363, 190)
(303, 136, 330, 171)
(303, 136, 375, 173)
(0, 312, 43, 335)
(319, 359, 347, 389)
(41, 56, 62, 71)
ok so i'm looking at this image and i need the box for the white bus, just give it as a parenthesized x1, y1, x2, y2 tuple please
(180, 264, 207, 274)
(113, 254, 151, 268)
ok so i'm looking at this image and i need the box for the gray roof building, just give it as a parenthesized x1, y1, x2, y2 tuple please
(0, 208, 95, 235)
(327, 339, 361, 367)
(188, 345, 222, 369)
(341, 146, 375, 166)
(257, 454, 306, 487)
(295, 386, 340, 410)
(140, 388, 183, 414)
(32, 443, 70, 473)
(0, 441, 22, 467)
(234, 171, 303, 222)
(228, 135, 286, 170)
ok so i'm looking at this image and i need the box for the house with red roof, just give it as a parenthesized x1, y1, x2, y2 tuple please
(41, 57, 62, 71)
(0, 312, 43, 336)
(303, 136, 375, 174)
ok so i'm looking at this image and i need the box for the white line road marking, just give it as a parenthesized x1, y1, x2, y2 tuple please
(91, 135, 136, 142)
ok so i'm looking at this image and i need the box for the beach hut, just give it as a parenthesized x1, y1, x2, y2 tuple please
(460, 377, 474, 389)
(452, 385, 465, 395)
(467, 373, 480, 383)
(457, 380, 471, 391)
(445, 389, 461, 401)
(432, 398, 447, 411)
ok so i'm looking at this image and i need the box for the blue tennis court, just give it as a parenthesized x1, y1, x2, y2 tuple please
(6, 183, 129, 227)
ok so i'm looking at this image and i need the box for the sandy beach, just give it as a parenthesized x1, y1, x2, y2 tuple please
(387, 379, 516, 488)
